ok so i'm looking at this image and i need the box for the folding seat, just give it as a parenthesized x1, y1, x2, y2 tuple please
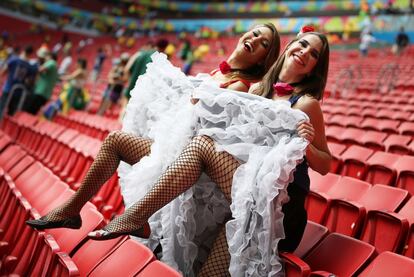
(29, 181, 69, 215)
(100, 184, 125, 219)
(409, 140, 414, 155)
(0, 198, 39, 276)
(327, 142, 346, 173)
(47, 252, 79, 277)
(357, 185, 409, 253)
(339, 127, 365, 146)
(359, 130, 387, 151)
(340, 145, 374, 180)
(392, 110, 412, 121)
(398, 121, 414, 136)
(325, 125, 346, 143)
(71, 237, 126, 276)
(361, 107, 377, 118)
(327, 115, 363, 128)
(46, 203, 104, 255)
(345, 106, 363, 116)
(323, 177, 371, 236)
(293, 221, 329, 258)
(360, 118, 400, 134)
(0, 145, 26, 172)
(365, 151, 400, 186)
(359, 251, 414, 277)
(0, 134, 12, 153)
(87, 239, 156, 277)
(51, 130, 80, 174)
(281, 233, 375, 277)
(383, 134, 412, 155)
(394, 155, 414, 196)
(377, 108, 396, 120)
(137, 261, 182, 277)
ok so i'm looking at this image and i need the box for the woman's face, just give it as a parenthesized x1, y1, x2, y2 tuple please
(284, 34, 323, 78)
(235, 26, 273, 67)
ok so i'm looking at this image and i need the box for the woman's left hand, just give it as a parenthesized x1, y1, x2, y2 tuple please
(297, 120, 315, 143)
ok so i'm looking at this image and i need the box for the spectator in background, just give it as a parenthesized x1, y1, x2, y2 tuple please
(120, 39, 168, 119)
(43, 58, 88, 120)
(395, 27, 410, 55)
(97, 52, 129, 116)
(90, 47, 107, 81)
(58, 50, 72, 76)
(24, 49, 58, 115)
(0, 45, 37, 118)
(359, 30, 376, 56)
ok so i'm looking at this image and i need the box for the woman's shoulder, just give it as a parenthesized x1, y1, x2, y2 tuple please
(295, 94, 322, 114)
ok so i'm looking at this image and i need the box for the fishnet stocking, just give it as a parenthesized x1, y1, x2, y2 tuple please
(45, 131, 152, 221)
(104, 135, 239, 276)
(198, 226, 231, 277)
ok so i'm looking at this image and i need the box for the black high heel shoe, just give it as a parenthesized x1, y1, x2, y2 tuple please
(88, 222, 151, 241)
(26, 215, 82, 230)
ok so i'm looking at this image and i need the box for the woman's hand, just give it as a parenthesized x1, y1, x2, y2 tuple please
(190, 97, 199, 105)
(297, 120, 315, 143)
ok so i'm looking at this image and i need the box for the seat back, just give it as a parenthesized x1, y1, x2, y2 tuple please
(304, 233, 375, 276)
(88, 239, 156, 277)
(359, 251, 414, 277)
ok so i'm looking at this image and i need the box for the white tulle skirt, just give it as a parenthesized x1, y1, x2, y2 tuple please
(119, 52, 309, 277)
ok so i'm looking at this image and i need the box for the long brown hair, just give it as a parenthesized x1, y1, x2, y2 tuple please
(229, 23, 280, 81)
(257, 32, 329, 100)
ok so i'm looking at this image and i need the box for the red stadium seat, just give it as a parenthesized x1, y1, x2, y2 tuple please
(88, 239, 156, 277)
(339, 127, 365, 146)
(361, 118, 400, 134)
(383, 134, 412, 155)
(323, 177, 371, 236)
(327, 142, 346, 173)
(306, 171, 341, 223)
(394, 155, 414, 195)
(282, 233, 375, 277)
(340, 145, 374, 180)
(359, 130, 387, 151)
(398, 122, 414, 136)
(359, 251, 414, 277)
(365, 151, 400, 186)
(293, 221, 329, 258)
(71, 237, 126, 276)
(137, 260, 182, 277)
(358, 185, 409, 253)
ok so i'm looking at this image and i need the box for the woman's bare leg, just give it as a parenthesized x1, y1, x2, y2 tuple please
(43, 130, 152, 221)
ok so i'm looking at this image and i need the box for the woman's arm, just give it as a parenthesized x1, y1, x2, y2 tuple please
(226, 80, 249, 92)
(295, 96, 332, 175)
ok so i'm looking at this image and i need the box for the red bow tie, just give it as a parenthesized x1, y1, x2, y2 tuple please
(219, 61, 232, 74)
(273, 82, 294, 97)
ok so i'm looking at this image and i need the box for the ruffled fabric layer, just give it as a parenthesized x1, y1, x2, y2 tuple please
(193, 86, 309, 276)
(120, 52, 309, 276)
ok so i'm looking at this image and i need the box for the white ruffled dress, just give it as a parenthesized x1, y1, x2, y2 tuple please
(119, 52, 309, 277)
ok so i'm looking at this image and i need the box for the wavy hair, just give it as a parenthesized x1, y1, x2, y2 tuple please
(256, 32, 329, 100)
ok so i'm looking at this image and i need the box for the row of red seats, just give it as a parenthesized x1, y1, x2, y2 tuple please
(0, 113, 124, 220)
(326, 142, 414, 192)
(307, 171, 414, 257)
(282, 221, 414, 276)
(0, 140, 181, 276)
(54, 110, 122, 141)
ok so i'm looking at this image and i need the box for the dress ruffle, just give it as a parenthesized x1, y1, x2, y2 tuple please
(120, 52, 309, 276)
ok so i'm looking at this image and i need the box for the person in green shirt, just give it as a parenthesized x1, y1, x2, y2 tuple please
(24, 49, 58, 114)
(119, 39, 168, 119)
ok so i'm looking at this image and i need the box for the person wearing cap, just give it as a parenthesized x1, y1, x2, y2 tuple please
(97, 53, 129, 116)
(23, 49, 58, 115)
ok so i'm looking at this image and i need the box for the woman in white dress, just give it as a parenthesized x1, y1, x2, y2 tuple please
(26, 23, 280, 241)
